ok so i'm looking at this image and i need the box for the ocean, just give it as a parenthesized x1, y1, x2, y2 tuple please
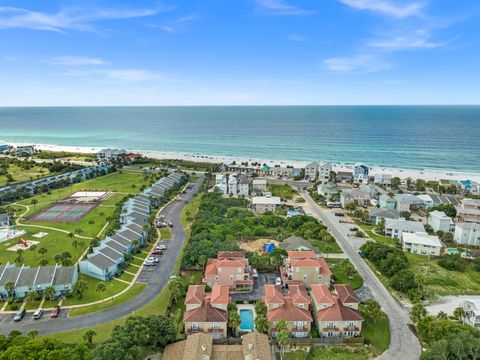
(0, 106, 479, 172)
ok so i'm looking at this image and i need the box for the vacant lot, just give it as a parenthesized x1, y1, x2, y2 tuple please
(268, 184, 297, 199)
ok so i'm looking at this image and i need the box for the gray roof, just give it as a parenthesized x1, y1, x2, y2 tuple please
(131, 206, 149, 215)
(370, 208, 400, 219)
(0, 213, 9, 222)
(379, 194, 395, 202)
(104, 240, 128, 253)
(385, 219, 425, 232)
(52, 267, 76, 286)
(0, 267, 21, 284)
(15, 267, 38, 287)
(117, 228, 141, 242)
(34, 266, 56, 285)
(279, 236, 318, 253)
(127, 222, 144, 233)
(86, 253, 117, 270)
(98, 247, 123, 262)
(109, 234, 132, 246)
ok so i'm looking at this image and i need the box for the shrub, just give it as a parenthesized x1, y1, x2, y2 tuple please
(10, 304, 19, 311)
(390, 269, 417, 293)
(438, 254, 466, 272)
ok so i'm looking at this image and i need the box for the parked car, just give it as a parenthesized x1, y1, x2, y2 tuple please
(13, 309, 26, 322)
(51, 305, 61, 318)
(33, 309, 44, 320)
(148, 256, 159, 263)
(157, 244, 167, 250)
(168, 222, 173, 227)
(334, 212, 345, 217)
(151, 249, 163, 255)
(144, 260, 155, 266)
(275, 277, 282, 285)
(253, 269, 258, 279)
(350, 227, 359, 232)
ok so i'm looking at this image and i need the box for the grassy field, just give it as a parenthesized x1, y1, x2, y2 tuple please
(69, 283, 147, 317)
(360, 305, 390, 355)
(159, 227, 171, 240)
(61, 275, 128, 306)
(306, 347, 371, 360)
(327, 258, 364, 290)
(0, 164, 52, 187)
(359, 224, 396, 246)
(268, 184, 297, 199)
(0, 226, 87, 267)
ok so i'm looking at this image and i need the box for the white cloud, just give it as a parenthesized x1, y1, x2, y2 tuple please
(46, 56, 107, 66)
(369, 29, 445, 50)
(338, 0, 424, 18)
(255, 0, 313, 16)
(0, 5, 170, 32)
(148, 14, 200, 34)
(288, 34, 305, 41)
(323, 54, 391, 73)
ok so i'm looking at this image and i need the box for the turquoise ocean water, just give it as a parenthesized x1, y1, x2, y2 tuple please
(0, 106, 478, 172)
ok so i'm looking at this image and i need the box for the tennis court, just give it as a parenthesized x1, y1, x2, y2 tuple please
(30, 203, 97, 223)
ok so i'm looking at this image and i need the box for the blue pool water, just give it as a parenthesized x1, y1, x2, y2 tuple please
(446, 248, 460, 255)
(239, 309, 254, 331)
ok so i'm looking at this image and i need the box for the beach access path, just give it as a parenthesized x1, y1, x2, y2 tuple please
(0, 177, 204, 336)
(299, 188, 421, 360)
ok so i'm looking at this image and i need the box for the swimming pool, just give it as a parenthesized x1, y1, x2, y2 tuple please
(446, 248, 460, 255)
(239, 309, 254, 331)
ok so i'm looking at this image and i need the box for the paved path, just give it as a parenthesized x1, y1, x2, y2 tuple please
(300, 190, 421, 360)
(0, 177, 204, 336)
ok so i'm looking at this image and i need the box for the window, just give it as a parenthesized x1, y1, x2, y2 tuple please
(327, 322, 335, 329)
(212, 323, 219, 329)
(192, 323, 198, 330)
(237, 268, 241, 273)
(297, 322, 304, 329)
(348, 321, 354, 327)
(272, 304, 278, 309)
(303, 274, 307, 281)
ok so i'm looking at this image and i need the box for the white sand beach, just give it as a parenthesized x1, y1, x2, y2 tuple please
(5, 141, 480, 183)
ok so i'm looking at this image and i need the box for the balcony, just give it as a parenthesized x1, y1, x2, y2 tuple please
(343, 326, 359, 332)
(322, 327, 340, 332)
(186, 328, 199, 334)
(208, 328, 224, 333)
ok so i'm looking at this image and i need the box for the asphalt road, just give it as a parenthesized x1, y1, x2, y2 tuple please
(0, 177, 204, 336)
(300, 190, 421, 360)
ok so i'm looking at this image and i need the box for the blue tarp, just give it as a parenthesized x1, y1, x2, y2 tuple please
(263, 243, 275, 253)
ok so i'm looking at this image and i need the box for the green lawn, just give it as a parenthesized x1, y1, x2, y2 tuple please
(69, 283, 147, 317)
(360, 305, 391, 355)
(160, 227, 171, 240)
(268, 184, 297, 199)
(311, 239, 343, 254)
(359, 224, 396, 246)
(277, 351, 305, 360)
(0, 226, 88, 267)
(327, 258, 364, 290)
(61, 275, 128, 306)
(0, 163, 52, 187)
(307, 347, 371, 360)
(24, 299, 42, 310)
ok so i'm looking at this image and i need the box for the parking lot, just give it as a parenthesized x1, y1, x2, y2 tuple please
(0, 306, 68, 325)
(136, 240, 170, 283)
(231, 271, 278, 302)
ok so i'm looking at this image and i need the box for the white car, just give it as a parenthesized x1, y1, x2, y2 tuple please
(148, 256, 159, 263)
(253, 269, 258, 279)
(275, 277, 282, 285)
(143, 260, 155, 266)
(157, 244, 167, 250)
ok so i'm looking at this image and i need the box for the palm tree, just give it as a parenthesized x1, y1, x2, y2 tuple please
(227, 303, 241, 337)
(453, 307, 465, 322)
(276, 320, 290, 358)
(16, 249, 24, 263)
(38, 247, 48, 258)
(39, 258, 48, 266)
(68, 232, 74, 240)
(44, 286, 55, 301)
(31, 199, 38, 212)
(26, 290, 38, 303)
(27, 329, 39, 339)
(72, 239, 79, 254)
(4, 281, 15, 298)
(75, 228, 83, 235)
(29, 244, 38, 259)
(88, 220, 95, 237)
(83, 329, 97, 347)
(168, 278, 185, 303)
(72, 279, 88, 299)
(96, 282, 106, 294)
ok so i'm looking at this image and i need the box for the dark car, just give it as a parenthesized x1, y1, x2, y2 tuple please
(334, 212, 345, 217)
(51, 305, 61, 318)
(13, 309, 26, 322)
(350, 227, 359, 232)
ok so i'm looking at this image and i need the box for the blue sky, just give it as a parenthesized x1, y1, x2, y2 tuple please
(0, 0, 479, 105)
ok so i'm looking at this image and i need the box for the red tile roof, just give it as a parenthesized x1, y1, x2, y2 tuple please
(316, 298, 363, 322)
(205, 258, 247, 276)
(334, 284, 359, 305)
(290, 257, 332, 275)
(185, 285, 205, 305)
(264, 285, 285, 305)
(183, 297, 228, 323)
(210, 285, 230, 305)
(267, 296, 313, 322)
(287, 250, 316, 259)
(218, 251, 246, 259)
(310, 284, 336, 305)
(289, 284, 311, 305)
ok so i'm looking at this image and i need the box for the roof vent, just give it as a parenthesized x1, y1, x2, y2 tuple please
(202, 345, 206, 351)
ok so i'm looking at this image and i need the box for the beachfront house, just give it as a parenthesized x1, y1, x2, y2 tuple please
(427, 210, 454, 233)
(340, 188, 371, 208)
(304, 162, 319, 181)
(14, 145, 35, 156)
(373, 173, 392, 186)
(379, 194, 396, 210)
(238, 176, 249, 197)
(252, 178, 267, 192)
(353, 163, 369, 184)
(370, 208, 399, 225)
(96, 148, 127, 162)
(280, 250, 332, 287)
(462, 300, 480, 329)
(203, 251, 253, 292)
(310, 284, 363, 339)
(251, 195, 281, 213)
(0, 263, 78, 300)
(228, 174, 238, 196)
(454, 223, 480, 247)
(417, 195, 434, 209)
(336, 171, 353, 183)
(384, 219, 426, 239)
(319, 162, 333, 180)
(0, 213, 10, 227)
(183, 285, 230, 339)
(401, 232, 444, 256)
(264, 284, 312, 338)
(394, 194, 424, 213)
(456, 199, 480, 224)
(460, 181, 480, 195)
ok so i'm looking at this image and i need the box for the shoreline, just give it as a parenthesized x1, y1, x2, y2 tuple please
(3, 140, 480, 183)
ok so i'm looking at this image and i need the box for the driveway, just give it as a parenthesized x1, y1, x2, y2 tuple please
(300, 190, 421, 360)
(231, 272, 277, 302)
(0, 177, 204, 336)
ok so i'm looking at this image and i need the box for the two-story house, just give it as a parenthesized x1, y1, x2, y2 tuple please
(319, 162, 333, 180)
(428, 210, 454, 233)
(264, 284, 312, 338)
(462, 299, 480, 329)
(310, 284, 363, 338)
(281, 250, 332, 287)
(384, 219, 425, 239)
(304, 162, 319, 181)
(183, 284, 230, 339)
(238, 176, 250, 197)
(203, 251, 253, 292)
(353, 163, 369, 184)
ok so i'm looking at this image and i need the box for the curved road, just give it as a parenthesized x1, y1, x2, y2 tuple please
(300, 189, 421, 360)
(0, 177, 204, 336)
